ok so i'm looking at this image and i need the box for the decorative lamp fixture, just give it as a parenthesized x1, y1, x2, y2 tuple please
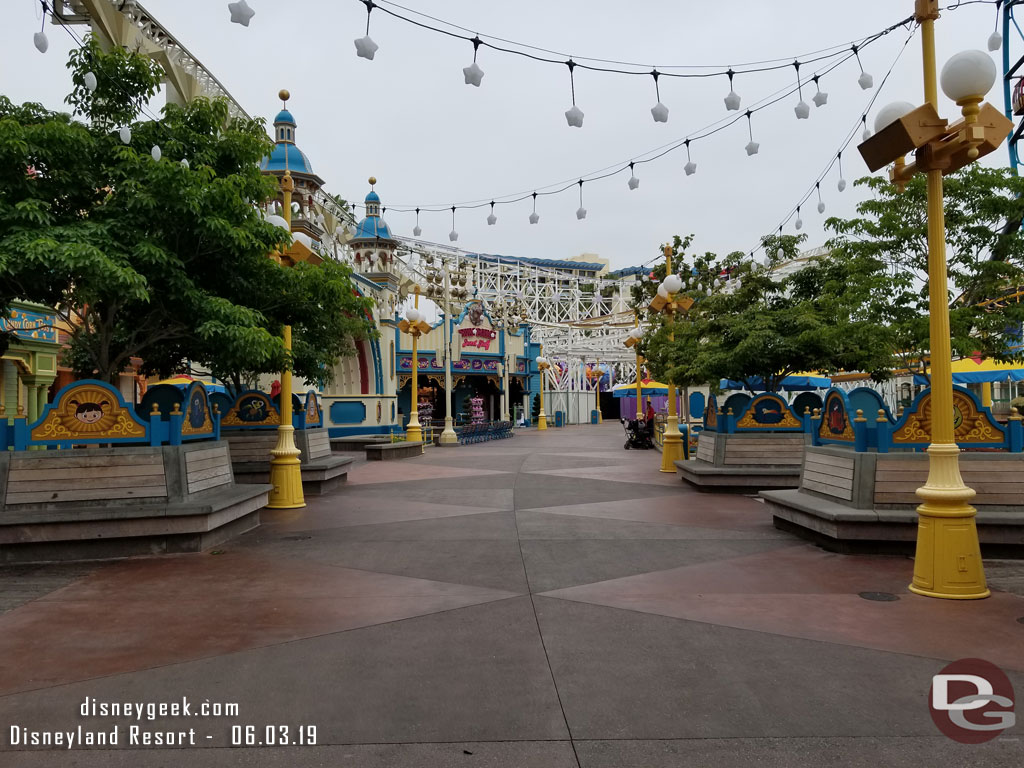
(576, 180, 587, 220)
(354, 0, 379, 60)
(874, 100, 917, 133)
(815, 182, 825, 214)
(413, 208, 422, 237)
(940, 49, 997, 105)
(151, 145, 162, 161)
(837, 152, 847, 192)
(629, 327, 644, 341)
(627, 161, 640, 190)
(795, 205, 803, 230)
(487, 201, 497, 225)
(662, 273, 683, 294)
(744, 111, 759, 156)
(228, 0, 255, 26)
(529, 192, 540, 224)
(853, 44, 873, 89)
(83, 71, 98, 93)
(118, 126, 132, 144)
(463, 37, 485, 86)
(724, 69, 741, 111)
(564, 60, 584, 127)
(650, 70, 669, 123)
(793, 61, 810, 119)
(33, 6, 48, 54)
(684, 139, 697, 176)
(448, 206, 458, 242)
(405, 306, 421, 325)
(181, 158, 190, 169)
(812, 75, 828, 107)
(656, 284, 669, 299)
(776, 226, 784, 259)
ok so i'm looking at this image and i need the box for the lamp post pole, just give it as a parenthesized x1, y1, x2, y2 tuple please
(594, 358, 602, 424)
(634, 313, 643, 421)
(909, 0, 987, 598)
(267, 168, 305, 510)
(536, 350, 549, 430)
(439, 266, 458, 445)
(406, 287, 425, 444)
(659, 245, 686, 473)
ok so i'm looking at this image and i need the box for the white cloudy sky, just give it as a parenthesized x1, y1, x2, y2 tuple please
(2, 0, 1009, 271)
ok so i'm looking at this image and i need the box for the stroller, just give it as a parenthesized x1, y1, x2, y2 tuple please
(622, 417, 655, 450)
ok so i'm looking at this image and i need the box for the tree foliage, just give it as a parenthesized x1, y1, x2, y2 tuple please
(826, 166, 1024, 376)
(0, 36, 372, 385)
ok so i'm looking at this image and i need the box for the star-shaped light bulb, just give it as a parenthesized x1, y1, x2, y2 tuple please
(463, 62, 484, 87)
(119, 127, 132, 144)
(724, 91, 741, 111)
(565, 105, 584, 128)
(354, 36, 379, 60)
(449, 230, 459, 242)
(228, 0, 255, 26)
(989, 31, 1003, 52)
(794, 101, 810, 120)
(34, 31, 48, 53)
(576, 207, 587, 220)
(413, 225, 422, 237)
(838, 178, 847, 192)
(487, 212, 497, 225)
(813, 89, 828, 107)
(684, 161, 697, 176)
(817, 201, 825, 214)
(83, 72, 97, 93)
(151, 145, 162, 161)
(745, 141, 759, 156)
(858, 71, 874, 90)
(795, 218, 803, 230)
(529, 212, 540, 224)
(650, 102, 669, 123)
(862, 126, 872, 142)
(627, 175, 640, 190)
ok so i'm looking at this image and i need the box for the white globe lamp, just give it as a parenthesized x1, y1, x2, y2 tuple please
(874, 101, 916, 134)
(405, 307, 421, 325)
(662, 274, 683, 294)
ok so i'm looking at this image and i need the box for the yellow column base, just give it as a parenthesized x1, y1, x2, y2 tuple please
(909, 443, 988, 599)
(267, 425, 305, 509)
(660, 417, 685, 472)
(406, 418, 423, 444)
(537, 412, 547, 430)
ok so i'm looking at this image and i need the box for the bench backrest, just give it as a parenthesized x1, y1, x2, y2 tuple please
(184, 443, 233, 494)
(4, 452, 168, 506)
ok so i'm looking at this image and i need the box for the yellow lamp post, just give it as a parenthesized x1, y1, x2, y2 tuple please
(267, 169, 304, 509)
(648, 245, 691, 473)
(399, 285, 432, 444)
(535, 352, 550, 430)
(624, 317, 644, 421)
(594, 358, 603, 424)
(857, 0, 1012, 599)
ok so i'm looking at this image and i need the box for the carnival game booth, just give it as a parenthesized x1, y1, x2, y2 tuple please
(208, 388, 352, 495)
(0, 380, 271, 563)
(761, 386, 1024, 553)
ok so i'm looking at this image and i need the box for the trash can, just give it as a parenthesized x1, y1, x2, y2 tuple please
(590, 409, 600, 424)
(554, 411, 564, 428)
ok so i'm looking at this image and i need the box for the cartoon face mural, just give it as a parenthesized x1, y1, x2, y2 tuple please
(72, 400, 107, 424)
(467, 302, 485, 327)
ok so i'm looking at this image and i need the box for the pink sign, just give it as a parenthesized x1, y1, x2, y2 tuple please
(459, 327, 497, 350)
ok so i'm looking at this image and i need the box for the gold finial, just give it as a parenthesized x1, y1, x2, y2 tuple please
(151, 403, 161, 414)
(854, 408, 867, 422)
(812, 408, 821, 418)
(368, 176, 377, 187)
(279, 89, 290, 104)
(171, 402, 182, 415)
(877, 408, 888, 422)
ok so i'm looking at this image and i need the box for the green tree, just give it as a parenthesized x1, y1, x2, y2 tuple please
(826, 166, 1024, 378)
(639, 236, 897, 392)
(0, 36, 372, 385)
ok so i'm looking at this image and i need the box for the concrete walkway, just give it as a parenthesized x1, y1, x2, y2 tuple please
(1, 422, 1022, 766)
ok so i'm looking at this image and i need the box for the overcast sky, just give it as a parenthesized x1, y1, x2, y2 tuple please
(2, 0, 1009, 271)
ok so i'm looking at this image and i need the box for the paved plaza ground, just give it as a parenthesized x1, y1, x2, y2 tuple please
(1, 422, 1023, 766)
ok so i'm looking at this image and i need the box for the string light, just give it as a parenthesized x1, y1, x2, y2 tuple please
(34, 2, 49, 53)
(795, 206, 803, 230)
(812, 75, 828, 107)
(837, 152, 847, 191)
(529, 192, 540, 224)
(576, 180, 587, 220)
(989, 1, 1003, 51)
(744, 110, 759, 156)
(227, 0, 255, 27)
(723, 69, 741, 111)
(861, 114, 872, 142)
(627, 162, 640, 190)
(793, 61, 810, 119)
(684, 139, 696, 176)
(151, 145, 162, 161)
(776, 226, 784, 259)
(487, 201, 497, 225)
(815, 182, 825, 214)
(83, 71, 97, 92)
(463, 36, 485, 86)
(118, 126, 132, 144)
(852, 44, 874, 89)
(354, 0, 379, 60)
(413, 207, 422, 237)
(564, 60, 584, 127)
(449, 205, 458, 241)
(650, 70, 669, 123)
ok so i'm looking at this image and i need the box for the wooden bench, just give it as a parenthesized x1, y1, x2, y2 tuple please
(331, 435, 392, 452)
(365, 441, 423, 460)
(677, 431, 806, 491)
(228, 428, 353, 494)
(0, 442, 270, 563)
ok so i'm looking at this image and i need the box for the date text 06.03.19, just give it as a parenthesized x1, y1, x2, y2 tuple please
(231, 724, 316, 747)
